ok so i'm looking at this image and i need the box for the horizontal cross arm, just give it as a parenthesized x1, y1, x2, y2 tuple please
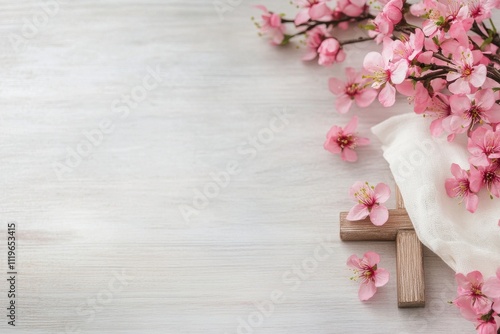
(339, 209, 412, 241)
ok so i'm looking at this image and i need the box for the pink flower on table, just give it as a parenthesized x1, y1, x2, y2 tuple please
(346, 181, 391, 226)
(324, 116, 370, 162)
(337, 0, 366, 17)
(446, 89, 500, 134)
(468, 126, 500, 167)
(470, 163, 500, 198)
(256, 5, 286, 45)
(455, 271, 492, 316)
(484, 268, 500, 313)
(317, 38, 346, 66)
(445, 163, 479, 213)
(302, 25, 331, 61)
(447, 47, 487, 94)
(328, 67, 377, 114)
(363, 51, 408, 107)
(347, 252, 389, 301)
(294, 0, 332, 25)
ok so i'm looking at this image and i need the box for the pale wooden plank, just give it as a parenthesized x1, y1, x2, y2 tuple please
(396, 230, 426, 308)
(340, 209, 413, 241)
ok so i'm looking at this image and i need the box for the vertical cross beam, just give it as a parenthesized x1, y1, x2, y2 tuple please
(339, 187, 425, 308)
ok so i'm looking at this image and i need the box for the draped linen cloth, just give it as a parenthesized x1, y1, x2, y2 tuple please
(372, 113, 500, 277)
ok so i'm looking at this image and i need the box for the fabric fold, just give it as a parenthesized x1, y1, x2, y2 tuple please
(372, 113, 500, 277)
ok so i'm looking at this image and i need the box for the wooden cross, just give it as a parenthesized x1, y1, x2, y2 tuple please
(339, 187, 425, 308)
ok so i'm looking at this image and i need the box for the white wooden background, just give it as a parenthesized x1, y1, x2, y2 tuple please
(0, 0, 487, 333)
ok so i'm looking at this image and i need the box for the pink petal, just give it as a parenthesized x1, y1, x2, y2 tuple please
(343, 115, 358, 134)
(324, 139, 341, 154)
(445, 178, 460, 197)
(309, 3, 331, 20)
(302, 50, 318, 61)
(346, 204, 369, 221)
(390, 60, 409, 84)
(364, 251, 380, 266)
(358, 280, 377, 301)
(349, 181, 365, 199)
(378, 83, 396, 107)
(335, 95, 353, 114)
(356, 137, 370, 146)
(448, 78, 471, 95)
(341, 147, 358, 162)
(329, 77, 345, 95)
(464, 193, 479, 213)
(476, 89, 495, 110)
(363, 52, 384, 72)
(469, 65, 487, 88)
(483, 277, 500, 298)
(374, 268, 390, 287)
(449, 95, 470, 115)
(346, 254, 362, 269)
(369, 205, 389, 226)
(374, 183, 391, 203)
(355, 89, 378, 107)
(294, 9, 310, 25)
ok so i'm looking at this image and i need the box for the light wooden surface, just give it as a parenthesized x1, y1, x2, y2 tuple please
(0, 1, 482, 333)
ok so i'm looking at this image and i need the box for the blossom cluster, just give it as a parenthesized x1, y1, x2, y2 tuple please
(254, 1, 500, 214)
(454, 269, 500, 333)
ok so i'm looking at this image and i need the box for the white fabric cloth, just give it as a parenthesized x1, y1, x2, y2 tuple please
(372, 113, 500, 277)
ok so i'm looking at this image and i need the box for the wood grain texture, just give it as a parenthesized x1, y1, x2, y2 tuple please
(0, 0, 487, 333)
(396, 230, 425, 308)
(340, 210, 412, 241)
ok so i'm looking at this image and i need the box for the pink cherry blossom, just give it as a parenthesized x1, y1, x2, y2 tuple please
(324, 116, 370, 162)
(256, 5, 286, 45)
(392, 29, 424, 63)
(346, 181, 391, 225)
(446, 89, 500, 134)
(337, 0, 366, 17)
(469, 0, 495, 23)
(329, 67, 378, 114)
(317, 38, 346, 66)
(295, 0, 332, 25)
(447, 47, 487, 94)
(422, 1, 473, 44)
(367, 13, 395, 44)
(483, 268, 500, 313)
(445, 163, 479, 213)
(425, 93, 452, 137)
(347, 251, 390, 301)
(470, 163, 500, 197)
(468, 126, 500, 167)
(302, 25, 331, 61)
(455, 271, 492, 316)
(363, 51, 408, 107)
